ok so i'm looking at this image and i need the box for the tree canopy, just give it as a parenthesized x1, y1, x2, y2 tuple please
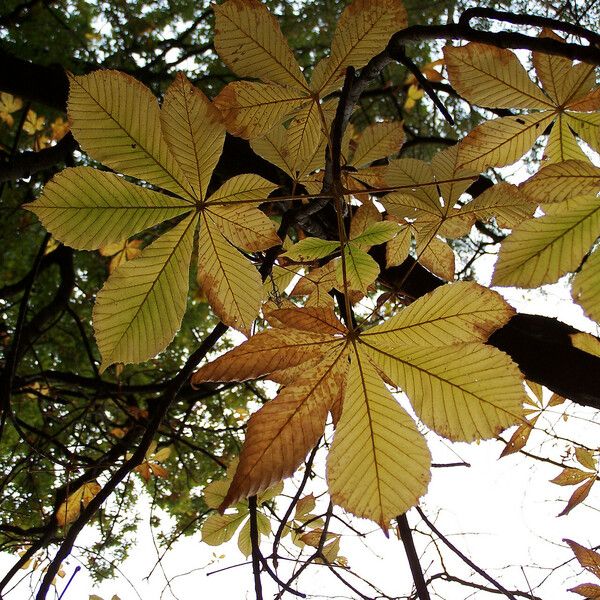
(0, 0, 600, 598)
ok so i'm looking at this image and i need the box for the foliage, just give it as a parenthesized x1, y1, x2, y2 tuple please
(1, 0, 600, 598)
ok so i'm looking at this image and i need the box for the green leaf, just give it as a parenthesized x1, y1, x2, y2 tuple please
(93, 213, 197, 371)
(284, 237, 340, 262)
(336, 244, 380, 292)
(27, 167, 192, 250)
(350, 221, 400, 248)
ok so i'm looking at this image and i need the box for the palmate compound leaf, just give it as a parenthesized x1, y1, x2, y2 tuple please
(445, 40, 600, 170)
(192, 282, 525, 528)
(27, 70, 280, 370)
(214, 0, 406, 169)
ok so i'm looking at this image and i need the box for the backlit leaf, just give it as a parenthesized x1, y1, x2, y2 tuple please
(213, 0, 308, 90)
(365, 342, 525, 441)
(201, 511, 247, 546)
(313, 0, 407, 95)
(571, 332, 600, 358)
(566, 539, 600, 579)
(94, 213, 197, 370)
(161, 73, 225, 201)
(214, 81, 309, 139)
(68, 71, 194, 200)
(457, 112, 555, 170)
(492, 195, 600, 288)
(559, 477, 595, 516)
(444, 43, 552, 110)
(197, 215, 263, 334)
(551, 467, 594, 486)
(576, 448, 597, 471)
(27, 167, 192, 250)
(219, 348, 348, 509)
(362, 281, 514, 347)
(520, 160, 600, 204)
(572, 247, 600, 323)
(327, 347, 431, 529)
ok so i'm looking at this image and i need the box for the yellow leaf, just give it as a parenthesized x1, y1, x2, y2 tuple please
(366, 342, 525, 441)
(208, 205, 279, 253)
(337, 244, 380, 292)
(572, 246, 600, 323)
(532, 30, 574, 106)
(287, 100, 325, 166)
(0, 92, 23, 115)
(23, 110, 45, 135)
(362, 281, 514, 347)
(520, 160, 600, 204)
(93, 213, 197, 370)
(56, 482, 101, 526)
(27, 168, 192, 251)
(545, 113, 590, 163)
(571, 332, 600, 358)
(201, 511, 247, 546)
(457, 112, 555, 170)
(568, 112, 600, 154)
(213, 0, 308, 90)
(237, 512, 271, 557)
(349, 121, 405, 168)
(68, 71, 194, 200)
(466, 182, 536, 229)
(444, 43, 552, 110)
(327, 347, 431, 529)
(204, 480, 231, 510)
(197, 215, 264, 334)
(312, 0, 407, 96)
(576, 447, 597, 471)
(559, 477, 595, 516)
(161, 73, 225, 201)
(417, 235, 455, 281)
(214, 81, 309, 139)
(493, 195, 600, 288)
(385, 224, 411, 268)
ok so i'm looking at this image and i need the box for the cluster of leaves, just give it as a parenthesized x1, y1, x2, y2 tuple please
(24, 0, 600, 540)
(2, 0, 600, 596)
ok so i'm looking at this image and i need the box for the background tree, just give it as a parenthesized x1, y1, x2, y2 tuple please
(0, 0, 599, 598)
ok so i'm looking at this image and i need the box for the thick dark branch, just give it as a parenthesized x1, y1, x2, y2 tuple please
(0, 133, 78, 182)
(378, 257, 600, 410)
(397, 513, 431, 600)
(0, 52, 69, 111)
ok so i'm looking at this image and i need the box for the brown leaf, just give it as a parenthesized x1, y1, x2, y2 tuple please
(219, 348, 348, 510)
(266, 307, 347, 335)
(192, 328, 337, 386)
(559, 478, 595, 516)
(568, 583, 600, 598)
(551, 467, 594, 486)
(565, 539, 600, 579)
(500, 418, 536, 458)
